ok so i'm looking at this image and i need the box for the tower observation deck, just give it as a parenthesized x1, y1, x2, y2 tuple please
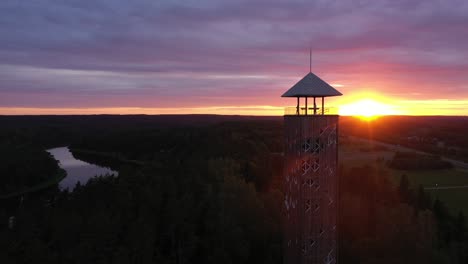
(282, 71, 342, 264)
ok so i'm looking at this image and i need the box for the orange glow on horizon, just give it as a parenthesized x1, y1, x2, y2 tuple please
(1, 99, 467, 116)
(338, 99, 402, 120)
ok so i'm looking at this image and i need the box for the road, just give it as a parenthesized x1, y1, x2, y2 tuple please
(424, 185, 468, 190)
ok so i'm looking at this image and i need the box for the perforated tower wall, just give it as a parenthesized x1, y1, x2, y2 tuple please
(284, 115, 339, 264)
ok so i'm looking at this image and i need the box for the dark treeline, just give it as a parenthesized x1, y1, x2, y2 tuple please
(0, 115, 281, 149)
(0, 142, 61, 196)
(340, 167, 468, 263)
(1, 115, 467, 263)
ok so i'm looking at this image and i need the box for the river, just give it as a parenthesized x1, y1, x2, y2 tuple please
(47, 147, 118, 190)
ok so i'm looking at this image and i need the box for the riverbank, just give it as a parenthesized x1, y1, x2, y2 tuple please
(0, 169, 66, 199)
(70, 148, 146, 167)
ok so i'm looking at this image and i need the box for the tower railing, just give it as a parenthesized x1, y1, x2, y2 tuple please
(284, 107, 338, 116)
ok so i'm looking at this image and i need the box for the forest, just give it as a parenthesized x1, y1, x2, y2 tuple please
(0, 143, 62, 196)
(1, 115, 467, 263)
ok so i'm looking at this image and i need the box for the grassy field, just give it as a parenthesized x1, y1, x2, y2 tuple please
(387, 169, 468, 188)
(340, 136, 468, 216)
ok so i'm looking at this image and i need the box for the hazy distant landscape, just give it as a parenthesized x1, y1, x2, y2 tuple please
(0, 115, 467, 263)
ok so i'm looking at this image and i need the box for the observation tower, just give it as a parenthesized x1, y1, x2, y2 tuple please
(282, 70, 342, 264)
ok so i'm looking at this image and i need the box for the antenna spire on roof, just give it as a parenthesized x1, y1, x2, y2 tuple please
(309, 47, 312, 72)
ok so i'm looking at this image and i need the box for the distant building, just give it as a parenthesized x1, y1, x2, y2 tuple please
(282, 71, 342, 264)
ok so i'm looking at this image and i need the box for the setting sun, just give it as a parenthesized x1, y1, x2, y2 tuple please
(338, 99, 400, 119)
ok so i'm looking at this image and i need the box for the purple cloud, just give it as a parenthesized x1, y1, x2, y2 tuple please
(1, 0, 468, 110)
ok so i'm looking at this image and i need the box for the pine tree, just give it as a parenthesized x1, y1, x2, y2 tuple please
(399, 174, 410, 203)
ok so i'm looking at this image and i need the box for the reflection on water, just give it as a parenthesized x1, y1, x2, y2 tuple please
(47, 147, 117, 190)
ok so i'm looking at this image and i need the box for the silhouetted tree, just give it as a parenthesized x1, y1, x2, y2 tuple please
(399, 174, 410, 203)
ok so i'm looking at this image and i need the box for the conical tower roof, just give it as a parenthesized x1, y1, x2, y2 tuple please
(282, 72, 342, 97)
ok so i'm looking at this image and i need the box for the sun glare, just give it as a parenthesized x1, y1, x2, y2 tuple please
(338, 99, 399, 120)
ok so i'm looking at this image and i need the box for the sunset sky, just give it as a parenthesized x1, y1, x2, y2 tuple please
(1, 0, 468, 116)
